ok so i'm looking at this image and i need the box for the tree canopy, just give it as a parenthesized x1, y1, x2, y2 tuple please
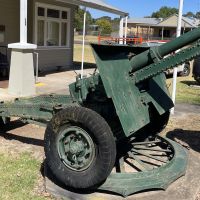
(183, 11, 195, 18)
(151, 6, 178, 18)
(74, 6, 200, 34)
(95, 19, 112, 35)
(151, 6, 200, 20)
(74, 7, 93, 31)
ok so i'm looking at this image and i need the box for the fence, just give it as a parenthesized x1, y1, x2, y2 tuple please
(98, 35, 143, 45)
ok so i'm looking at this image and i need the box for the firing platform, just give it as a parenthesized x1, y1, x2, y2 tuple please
(44, 138, 200, 200)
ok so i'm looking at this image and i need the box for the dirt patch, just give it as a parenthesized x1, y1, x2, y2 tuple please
(161, 113, 200, 200)
(0, 110, 199, 199)
(0, 120, 45, 161)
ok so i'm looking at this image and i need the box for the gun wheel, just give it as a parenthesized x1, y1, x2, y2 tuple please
(116, 136, 174, 172)
(44, 106, 116, 190)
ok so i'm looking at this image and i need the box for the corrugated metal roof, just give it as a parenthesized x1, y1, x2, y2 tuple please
(154, 14, 198, 28)
(182, 16, 199, 27)
(56, 0, 128, 16)
(127, 15, 200, 28)
(127, 18, 162, 25)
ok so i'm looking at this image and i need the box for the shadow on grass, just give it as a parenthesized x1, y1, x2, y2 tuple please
(0, 120, 44, 147)
(166, 129, 200, 153)
(180, 80, 199, 86)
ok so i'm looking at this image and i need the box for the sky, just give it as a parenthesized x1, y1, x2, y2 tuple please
(88, 0, 200, 19)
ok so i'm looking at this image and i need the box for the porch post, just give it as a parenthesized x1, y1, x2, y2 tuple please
(119, 17, 124, 44)
(171, 0, 184, 114)
(148, 26, 150, 40)
(20, 0, 27, 43)
(8, 0, 37, 97)
(81, 7, 87, 79)
(161, 27, 164, 40)
(124, 16, 128, 44)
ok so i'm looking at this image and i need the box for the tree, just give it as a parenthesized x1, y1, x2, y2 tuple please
(96, 16, 112, 22)
(151, 6, 178, 18)
(74, 7, 93, 31)
(195, 12, 200, 19)
(96, 19, 112, 35)
(183, 11, 195, 18)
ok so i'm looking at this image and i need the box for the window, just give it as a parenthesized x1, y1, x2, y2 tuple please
(35, 3, 70, 47)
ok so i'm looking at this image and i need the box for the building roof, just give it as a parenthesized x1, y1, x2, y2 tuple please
(56, 0, 128, 16)
(154, 14, 199, 28)
(127, 14, 200, 28)
(127, 18, 162, 25)
(182, 16, 199, 27)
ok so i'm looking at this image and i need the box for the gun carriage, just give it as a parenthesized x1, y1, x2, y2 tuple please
(1, 28, 200, 196)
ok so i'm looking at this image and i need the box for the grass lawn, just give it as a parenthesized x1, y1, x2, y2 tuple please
(167, 75, 200, 105)
(74, 44, 95, 64)
(74, 43, 200, 105)
(0, 153, 47, 200)
(74, 35, 98, 43)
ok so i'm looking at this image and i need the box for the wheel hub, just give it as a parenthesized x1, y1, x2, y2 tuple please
(68, 138, 85, 155)
(57, 126, 96, 172)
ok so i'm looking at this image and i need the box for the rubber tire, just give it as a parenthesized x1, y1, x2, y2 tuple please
(179, 63, 190, 77)
(44, 106, 116, 190)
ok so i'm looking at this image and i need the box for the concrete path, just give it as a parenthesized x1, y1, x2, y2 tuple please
(0, 68, 95, 100)
(174, 103, 200, 116)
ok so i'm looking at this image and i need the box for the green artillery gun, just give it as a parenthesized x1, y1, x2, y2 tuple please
(1, 28, 200, 196)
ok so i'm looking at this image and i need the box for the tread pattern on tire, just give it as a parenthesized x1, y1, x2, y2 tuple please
(44, 106, 116, 190)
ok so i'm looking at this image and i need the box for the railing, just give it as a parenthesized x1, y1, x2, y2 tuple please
(143, 40, 170, 44)
(98, 35, 143, 45)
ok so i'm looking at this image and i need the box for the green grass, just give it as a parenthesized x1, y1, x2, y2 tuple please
(74, 35, 98, 43)
(167, 76, 200, 105)
(74, 44, 95, 64)
(0, 153, 47, 200)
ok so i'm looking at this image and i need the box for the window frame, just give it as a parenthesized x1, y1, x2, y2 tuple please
(34, 2, 71, 48)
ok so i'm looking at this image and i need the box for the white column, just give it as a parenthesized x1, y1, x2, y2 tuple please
(81, 7, 87, 79)
(119, 17, 124, 44)
(171, 0, 184, 114)
(147, 26, 150, 40)
(20, 0, 27, 43)
(161, 27, 164, 40)
(8, 0, 37, 97)
(124, 16, 128, 45)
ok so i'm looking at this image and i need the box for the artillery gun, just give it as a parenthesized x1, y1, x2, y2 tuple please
(1, 28, 200, 196)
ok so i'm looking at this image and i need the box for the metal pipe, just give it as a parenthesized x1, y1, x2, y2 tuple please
(119, 17, 124, 44)
(171, 0, 184, 114)
(124, 16, 128, 45)
(130, 26, 200, 72)
(81, 7, 87, 79)
(34, 52, 39, 83)
(20, 0, 27, 43)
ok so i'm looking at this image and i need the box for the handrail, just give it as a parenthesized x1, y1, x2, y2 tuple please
(98, 35, 143, 45)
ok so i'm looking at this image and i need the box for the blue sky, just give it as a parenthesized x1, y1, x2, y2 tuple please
(89, 0, 200, 19)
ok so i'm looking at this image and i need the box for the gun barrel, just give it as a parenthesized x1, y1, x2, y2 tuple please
(130, 27, 200, 72)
